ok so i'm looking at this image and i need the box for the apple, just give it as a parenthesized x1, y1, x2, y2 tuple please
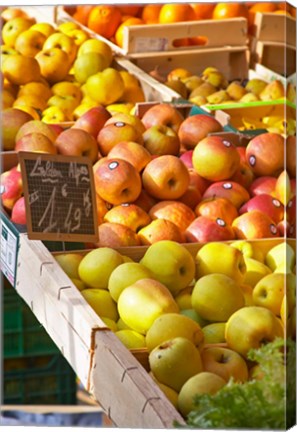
(47, 94, 79, 120)
(201, 346, 249, 383)
(15, 132, 57, 154)
(2, 108, 33, 150)
(97, 121, 143, 156)
(174, 286, 193, 310)
(230, 240, 265, 263)
(138, 219, 185, 245)
(73, 51, 106, 84)
(116, 329, 145, 349)
(225, 306, 284, 358)
(146, 312, 204, 352)
(273, 170, 292, 206)
(133, 189, 158, 213)
(72, 106, 111, 139)
(178, 371, 226, 417)
(252, 273, 286, 316)
(249, 176, 277, 197)
(149, 200, 196, 232)
(108, 262, 154, 302)
(140, 240, 196, 296)
(10, 196, 26, 225)
(202, 322, 226, 344)
(246, 132, 285, 177)
(148, 337, 203, 392)
(97, 222, 141, 248)
(231, 161, 255, 189)
(43, 32, 78, 65)
(85, 68, 125, 106)
(185, 215, 236, 243)
(265, 241, 296, 274)
(232, 210, 280, 239)
(54, 252, 84, 280)
(2, 16, 34, 47)
(103, 203, 151, 232)
(286, 196, 296, 225)
(286, 135, 296, 178)
(142, 125, 180, 156)
(47, 123, 64, 137)
(239, 194, 284, 224)
(202, 181, 250, 209)
(141, 103, 184, 133)
(242, 257, 272, 288)
(178, 113, 223, 149)
(30, 22, 56, 38)
(15, 119, 58, 144)
(196, 241, 246, 283)
(1, 167, 23, 211)
(51, 81, 82, 103)
(36, 48, 71, 84)
(192, 135, 240, 182)
(78, 246, 123, 289)
(93, 158, 142, 205)
(192, 273, 244, 322)
(142, 155, 190, 200)
(55, 128, 98, 162)
(77, 38, 113, 69)
(104, 112, 146, 136)
(107, 141, 152, 172)
(178, 170, 203, 209)
(236, 146, 247, 164)
(14, 29, 46, 57)
(1, 8, 30, 22)
(81, 288, 119, 322)
(179, 149, 194, 169)
(2, 54, 41, 86)
(117, 278, 179, 334)
(195, 197, 238, 225)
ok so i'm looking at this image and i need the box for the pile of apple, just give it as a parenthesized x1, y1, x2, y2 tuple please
(1, 9, 145, 122)
(54, 238, 295, 416)
(2, 103, 296, 242)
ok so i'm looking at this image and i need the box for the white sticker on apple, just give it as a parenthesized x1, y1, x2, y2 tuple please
(115, 122, 125, 128)
(270, 224, 278, 235)
(108, 161, 119, 170)
(249, 155, 256, 167)
(272, 199, 281, 208)
(222, 140, 231, 147)
(223, 183, 232, 189)
(216, 218, 226, 227)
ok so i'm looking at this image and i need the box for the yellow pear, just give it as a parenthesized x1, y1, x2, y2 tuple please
(245, 78, 268, 96)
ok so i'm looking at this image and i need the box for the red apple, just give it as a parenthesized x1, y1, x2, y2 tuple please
(178, 113, 223, 149)
(180, 149, 193, 169)
(286, 135, 296, 179)
(249, 176, 277, 197)
(104, 112, 146, 136)
(149, 200, 196, 232)
(178, 169, 203, 209)
(1, 167, 23, 210)
(231, 161, 255, 189)
(95, 193, 110, 225)
(277, 219, 290, 237)
(2, 107, 33, 150)
(107, 141, 151, 172)
(236, 146, 247, 164)
(142, 155, 190, 200)
(93, 157, 142, 205)
(232, 210, 280, 239)
(192, 135, 240, 181)
(195, 197, 238, 225)
(132, 188, 158, 213)
(185, 216, 235, 243)
(138, 219, 185, 245)
(15, 132, 57, 154)
(142, 124, 180, 156)
(287, 195, 296, 224)
(15, 119, 58, 143)
(239, 194, 284, 224)
(48, 123, 64, 137)
(73, 105, 111, 138)
(55, 128, 98, 162)
(290, 179, 296, 197)
(246, 132, 285, 177)
(11, 196, 26, 225)
(103, 203, 151, 232)
(97, 121, 143, 156)
(202, 181, 250, 209)
(96, 222, 141, 248)
(141, 103, 184, 133)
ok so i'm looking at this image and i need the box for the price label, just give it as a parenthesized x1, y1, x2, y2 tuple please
(19, 152, 99, 243)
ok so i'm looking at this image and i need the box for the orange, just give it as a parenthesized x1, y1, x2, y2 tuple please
(249, 2, 277, 13)
(73, 6, 94, 26)
(188, 36, 208, 46)
(190, 3, 215, 19)
(274, 10, 292, 16)
(115, 17, 144, 48)
(172, 37, 191, 48)
(212, 3, 249, 20)
(118, 5, 142, 17)
(158, 3, 195, 24)
(87, 5, 122, 39)
(141, 4, 162, 23)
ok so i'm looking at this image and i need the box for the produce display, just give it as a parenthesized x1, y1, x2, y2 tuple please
(53, 239, 295, 421)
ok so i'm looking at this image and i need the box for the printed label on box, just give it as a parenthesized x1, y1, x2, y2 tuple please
(0, 218, 18, 287)
(134, 37, 169, 52)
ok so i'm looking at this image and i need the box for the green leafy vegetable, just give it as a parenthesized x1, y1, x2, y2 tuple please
(175, 338, 296, 430)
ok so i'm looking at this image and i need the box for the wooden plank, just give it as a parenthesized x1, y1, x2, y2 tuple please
(253, 12, 296, 46)
(255, 41, 296, 77)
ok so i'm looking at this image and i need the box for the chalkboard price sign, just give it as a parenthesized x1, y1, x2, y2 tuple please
(19, 152, 99, 243)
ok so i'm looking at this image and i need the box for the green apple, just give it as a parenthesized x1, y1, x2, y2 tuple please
(73, 52, 106, 84)
(242, 257, 272, 288)
(178, 372, 226, 417)
(202, 322, 226, 344)
(115, 329, 146, 349)
(145, 312, 204, 352)
(196, 242, 246, 283)
(117, 278, 179, 334)
(192, 273, 245, 322)
(225, 306, 284, 358)
(78, 247, 123, 289)
(149, 337, 203, 392)
(81, 288, 119, 321)
(265, 242, 296, 274)
(140, 240, 196, 296)
(54, 253, 84, 279)
(107, 262, 154, 302)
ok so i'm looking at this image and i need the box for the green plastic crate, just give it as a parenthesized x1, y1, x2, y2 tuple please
(3, 354, 77, 405)
(3, 278, 59, 359)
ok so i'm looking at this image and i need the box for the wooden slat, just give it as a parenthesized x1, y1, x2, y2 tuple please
(253, 12, 296, 46)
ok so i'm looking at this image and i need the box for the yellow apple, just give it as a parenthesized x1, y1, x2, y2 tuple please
(242, 257, 272, 288)
(43, 32, 78, 65)
(2, 89, 15, 109)
(2, 54, 41, 85)
(17, 81, 53, 101)
(192, 273, 245, 322)
(77, 38, 113, 69)
(14, 29, 46, 57)
(117, 317, 132, 331)
(36, 47, 71, 84)
(196, 242, 246, 284)
(145, 312, 204, 352)
(100, 317, 118, 332)
(225, 306, 284, 358)
(67, 28, 89, 46)
(115, 329, 146, 349)
(58, 21, 79, 34)
(140, 240, 196, 296)
(1, 45, 19, 65)
(117, 278, 179, 334)
(70, 278, 87, 291)
(30, 22, 56, 38)
(149, 373, 179, 409)
(174, 286, 193, 310)
(73, 102, 99, 119)
(265, 241, 296, 274)
(51, 81, 82, 103)
(81, 288, 119, 322)
(85, 68, 125, 105)
(252, 272, 285, 315)
(54, 253, 84, 279)
(202, 322, 226, 344)
(73, 52, 106, 84)
(2, 16, 34, 47)
(42, 106, 68, 123)
(240, 283, 254, 306)
(230, 240, 265, 263)
(78, 247, 123, 289)
(47, 94, 79, 120)
(13, 94, 47, 112)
